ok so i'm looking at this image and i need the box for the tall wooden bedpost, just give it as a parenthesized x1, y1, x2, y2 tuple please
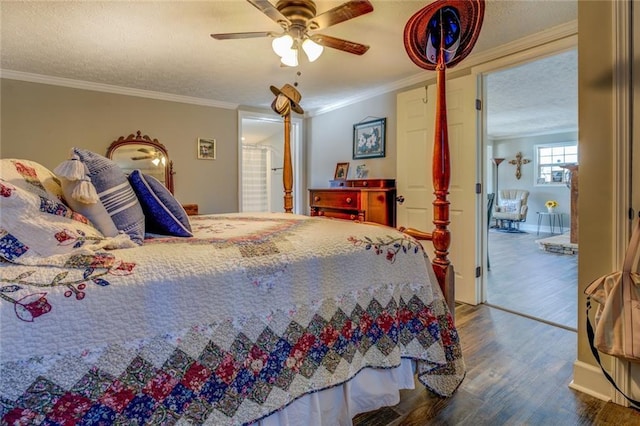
(282, 114, 293, 213)
(431, 57, 452, 294)
(404, 0, 485, 311)
(270, 84, 304, 213)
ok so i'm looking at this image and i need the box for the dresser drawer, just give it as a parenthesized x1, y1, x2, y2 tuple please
(315, 210, 360, 221)
(308, 184, 396, 227)
(310, 190, 360, 209)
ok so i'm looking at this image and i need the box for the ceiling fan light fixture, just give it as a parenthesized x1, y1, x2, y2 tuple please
(280, 48, 299, 67)
(272, 34, 294, 57)
(302, 38, 323, 62)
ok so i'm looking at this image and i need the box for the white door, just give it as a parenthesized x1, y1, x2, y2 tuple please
(397, 75, 481, 304)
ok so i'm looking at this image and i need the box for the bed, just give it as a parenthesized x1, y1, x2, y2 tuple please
(1, 2, 484, 423)
(0, 157, 462, 425)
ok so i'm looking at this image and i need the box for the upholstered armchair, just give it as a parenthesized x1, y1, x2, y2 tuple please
(493, 189, 529, 232)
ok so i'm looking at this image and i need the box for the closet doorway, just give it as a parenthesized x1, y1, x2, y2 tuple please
(238, 110, 303, 214)
(482, 48, 578, 330)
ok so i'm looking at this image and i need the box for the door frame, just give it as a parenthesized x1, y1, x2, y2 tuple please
(472, 35, 578, 303)
(238, 110, 304, 214)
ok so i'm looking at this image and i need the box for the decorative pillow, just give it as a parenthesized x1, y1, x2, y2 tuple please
(56, 148, 145, 245)
(0, 159, 134, 263)
(129, 170, 192, 237)
(500, 199, 521, 213)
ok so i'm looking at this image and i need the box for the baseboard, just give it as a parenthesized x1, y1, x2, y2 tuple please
(569, 360, 612, 401)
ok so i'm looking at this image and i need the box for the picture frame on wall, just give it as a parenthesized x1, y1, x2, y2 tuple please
(353, 118, 386, 159)
(197, 138, 216, 160)
(334, 162, 349, 180)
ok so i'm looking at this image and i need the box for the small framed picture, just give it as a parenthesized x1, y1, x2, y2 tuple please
(197, 138, 216, 160)
(353, 118, 386, 159)
(334, 162, 349, 180)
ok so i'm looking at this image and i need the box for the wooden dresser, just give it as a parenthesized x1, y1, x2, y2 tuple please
(308, 179, 396, 227)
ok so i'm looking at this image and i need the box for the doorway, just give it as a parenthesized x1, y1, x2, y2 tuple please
(238, 110, 304, 214)
(482, 49, 578, 330)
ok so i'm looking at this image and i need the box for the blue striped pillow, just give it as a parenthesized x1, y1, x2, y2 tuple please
(72, 148, 145, 244)
(129, 170, 192, 237)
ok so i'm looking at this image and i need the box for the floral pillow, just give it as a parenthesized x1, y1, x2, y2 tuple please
(0, 159, 135, 264)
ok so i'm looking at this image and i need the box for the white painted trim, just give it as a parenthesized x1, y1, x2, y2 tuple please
(237, 110, 304, 214)
(0, 69, 239, 110)
(471, 35, 577, 75)
(476, 25, 578, 320)
(490, 127, 578, 142)
(612, 0, 633, 407)
(570, 360, 614, 402)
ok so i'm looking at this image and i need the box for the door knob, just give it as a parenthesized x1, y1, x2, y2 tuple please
(396, 195, 405, 204)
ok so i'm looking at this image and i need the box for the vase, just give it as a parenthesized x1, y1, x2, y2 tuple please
(547, 207, 556, 213)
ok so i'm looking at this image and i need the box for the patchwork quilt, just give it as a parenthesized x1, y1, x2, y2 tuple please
(0, 213, 464, 425)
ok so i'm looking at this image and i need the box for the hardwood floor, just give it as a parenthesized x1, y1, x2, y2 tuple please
(486, 228, 577, 330)
(354, 304, 640, 425)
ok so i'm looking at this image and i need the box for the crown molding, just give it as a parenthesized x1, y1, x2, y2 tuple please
(490, 127, 578, 141)
(0, 69, 239, 110)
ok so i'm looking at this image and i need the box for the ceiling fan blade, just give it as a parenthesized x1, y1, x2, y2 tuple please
(247, 0, 290, 28)
(311, 34, 369, 55)
(131, 155, 153, 161)
(309, 0, 373, 30)
(211, 31, 277, 40)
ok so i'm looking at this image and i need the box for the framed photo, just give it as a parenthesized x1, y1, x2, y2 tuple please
(197, 138, 216, 160)
(353, 118, 386, 159)
(334, 162, 349, 180)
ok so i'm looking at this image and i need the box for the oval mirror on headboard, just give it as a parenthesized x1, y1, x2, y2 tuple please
(107, 131, 174, 194)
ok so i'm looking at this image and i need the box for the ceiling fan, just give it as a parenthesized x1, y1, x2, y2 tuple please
(211, 0, 374, 66)
(131, 148, 166, 166)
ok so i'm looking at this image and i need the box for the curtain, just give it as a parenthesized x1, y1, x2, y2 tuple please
(242, 145, 269, 212)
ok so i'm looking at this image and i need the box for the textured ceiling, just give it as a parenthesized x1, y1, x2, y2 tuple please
(487, 48, 577, 139)
(0, 1, 577, 137)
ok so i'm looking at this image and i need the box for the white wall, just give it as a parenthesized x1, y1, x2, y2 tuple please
(306, 92, 397, 194)
(492, 131, 576, 231)
(0, 79, 240, 215)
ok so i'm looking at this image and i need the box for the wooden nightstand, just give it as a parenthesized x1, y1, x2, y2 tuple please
(309, 179, 396, 227)
(182, 204, 199, 216)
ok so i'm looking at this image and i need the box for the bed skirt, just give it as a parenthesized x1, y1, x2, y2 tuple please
(255, 359, 415, 426)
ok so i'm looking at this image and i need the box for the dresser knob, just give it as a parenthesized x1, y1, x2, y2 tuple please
(350, 214, 356, 220)
(314, 196, 320, 202)
(345, 197, 352, 204)
(362, 181, 368, 187)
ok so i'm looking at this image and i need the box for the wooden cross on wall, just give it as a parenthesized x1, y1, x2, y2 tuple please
(508, 152, 531, 180)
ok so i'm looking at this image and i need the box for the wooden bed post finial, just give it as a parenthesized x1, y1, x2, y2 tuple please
(270, 84, 304, 213)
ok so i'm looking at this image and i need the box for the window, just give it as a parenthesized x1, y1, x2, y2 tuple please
(534, 142, 577, 185)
